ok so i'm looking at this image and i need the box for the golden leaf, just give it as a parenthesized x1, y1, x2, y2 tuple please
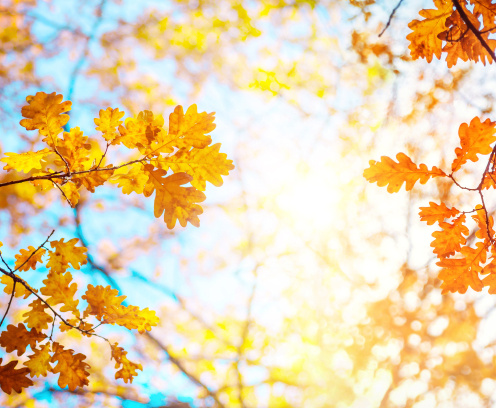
(14, 246, 46, 272)
(1, 274, 36, 299)
(110, 163, 149, 195)
(1, 148, 52, 173)
(143, 165, 206, 228)
(19, 92, 72, 146)
(24, 343, 51, 378)
(430, 214, 469, 258)
(111, 343, 142, 383)
(82, 284, 126, 321)
(60, 182, 81, 207)
(23, 299, 53, 331)
(419, 201, 459, 225)
(51, 342, 90, 391)
(94, 107, 125, 142)
(451, 117, 496, 172)
(406, 0, 453, 63)
(0, 323, 45, 356)
(46, 238, 87, 273)
(0, 358, 33, 394)
(40, 271, 80, 318)
(158, 143, 235, 191)
(54, 127, 92, 171)
(363, 152, 446, 193)
(72, 165, 114, 193)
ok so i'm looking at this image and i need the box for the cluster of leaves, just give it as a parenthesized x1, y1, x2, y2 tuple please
(0, 92, 233, 394)
(407, 0, 496, 67)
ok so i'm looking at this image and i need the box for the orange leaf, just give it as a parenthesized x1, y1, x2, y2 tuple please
(430, 214, 469, 258)
(82, 284, 126, 321)
(40, 271, 80, 318)
(419, 201, 459, 225)
(19, 92, 71, 147)
(51, 342, 90, 391)
(363, 152, 446, 193)
(54, 127, 92, 172)
(0, 358, 33, 394)
(46, 238, 87, 273)
(0, 323, 46, 356)
(23, 299, 53, 331)
(451, 117, 496, 172)
(111, 343, 142, 383)
(94, 107, 125, 142)
(1, 274, 37, 299)
(72, 165, 114, 193)
(14, 246, 46, 272)
(24, 343, 52, 378)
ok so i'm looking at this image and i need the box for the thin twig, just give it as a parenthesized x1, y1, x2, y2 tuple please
(0, 280, 16, 328)
(379, 0, 405, 37)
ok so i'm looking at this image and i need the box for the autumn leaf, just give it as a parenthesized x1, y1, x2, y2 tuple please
(54, 127, 92, 171)
(72, 165, 114, 193)
(59, 318, 94, 337)
(135, 307, 159, 334)
(82, 284, 126, 320)
(472, 205, 495, 242)
(14, 246, 46, 271)
(437, 242, 487, 294)
(419, 201, 460, 225)
(40, 271, 80, 318)
(451, 117, 496, 172)
(363, 152, 446, 193)
(110, 163, 149, 195)
(51, 342, 90, 391)
(471, 0, 496, 30)
(94, 107, 125, 142)
(23, 299, 53, 331)
(1, 148, 52, 173)
(19, 92, 72, 147)
(111, 343, 142, 383)
(406, 0, 454, 63)
(46, 238, 87, 273)
(101, 304, 143, 329)
(143, 165, 206, 228)
(60, 182, 81, 207)
(116, 110, 162, 148)
(158, 143, 235, 191)
(430, 214, 469, 258)
(0, 323, 45, 356)
(0, 358, 33, 394)
(24, 343, 51, 377)
(1, 274, 37, 299)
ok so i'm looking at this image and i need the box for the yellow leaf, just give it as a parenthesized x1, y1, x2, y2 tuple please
(51, 342, 90, 391)
(94, 107, 125, 142)
(111, 343, 142, 383)
(40, 271, 80, 318)
(406, 0, 453, 63)
(1, 148, 51, 173)
(24, 343, 51, 378)
(158, 143, 235, 191)
(54, 127, 92, 172)
(363, 152, 446, 193)
(72, 165, 114, 193)
(46, 238, 87, 273)
(143, 165, 206, 228)
(110, 163, 149, 195)
(451, 117, 496, 172)
(19, 92, 71, 147)
(82, 284, 126, 321)
(116, 110, 161, 148)
(135, 307, 159, 334)
(14, 246, 46, 272)
(1, 274, 36, 299)
(23, 299, 53, 332)
(0, 358, 33, 394)
(60, 182, 81, 207)
(0, 323, 45, 356)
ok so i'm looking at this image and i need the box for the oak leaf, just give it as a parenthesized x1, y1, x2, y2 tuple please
(430, 214, 469, 258)
(24, 343, 51, 377)
(1, 274, 36, 299)
(159, 143, 235, 191)
(116, 110, 162, 148)
(0, 323, 45, 356)
(419, 201, 459, 225)
(59, 318, 94, 337)
(46, 238, 87, 273)
(135, 307, 159, 334)
(40, 271, 80, 318)
(14, 246, 46, 272)
(23, 299, 53, 331)
(19, 92, 71, 146)
(60, 182, 81, 207)
(363, 152, 446, 193)
(0, 358, 33, 394)
(437, 242, 487, 293)
(54, 127, 92, 171)
(1, 148, 51, 173)
(51, 342, 90, 391)
(143, 166, 206, 228)
(82, 284, 126, 321)
(111, 343, 142, 383)
(110, 163, 149, 195)
(471, 0, 496, 29)
(72, 165, 114, 193)
(451, 117, 496, 172)
(94, 107, 125, 142)
(407, 0, 454, 63)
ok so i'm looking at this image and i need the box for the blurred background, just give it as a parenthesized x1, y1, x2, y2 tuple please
(1, 0, 496, 406)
